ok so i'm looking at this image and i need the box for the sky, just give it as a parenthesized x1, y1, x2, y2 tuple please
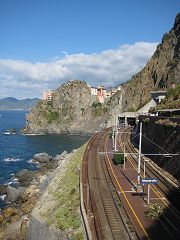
(0, 0, 179, 99)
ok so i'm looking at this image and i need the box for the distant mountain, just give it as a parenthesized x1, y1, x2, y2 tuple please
(0, 97, 40, 110)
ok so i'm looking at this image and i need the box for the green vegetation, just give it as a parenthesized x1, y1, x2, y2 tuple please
(80, 107, 85, 115)
(157, 85, 180, 110)
(43, 110, 59, 123)
(145, 204, 165, 220)
(162, 32, 171, 43)
(92, 102, 102, 108)
(45, 143, 88, 239)
(143, 118, 150, 124)
(91, 101, 108, 117)
(155, 119, 177, 127)
(126, 220, 135, 233)
(167, 58, 179, 69)
(127, 107, 137, 112)
(113, 152, 126, 165)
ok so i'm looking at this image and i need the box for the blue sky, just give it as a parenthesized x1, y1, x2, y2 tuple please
(0, 0, 179, 98)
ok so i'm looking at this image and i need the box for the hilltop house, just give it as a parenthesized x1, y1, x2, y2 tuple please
(43, 90, 54, 101)
(88, 84, 122, 103)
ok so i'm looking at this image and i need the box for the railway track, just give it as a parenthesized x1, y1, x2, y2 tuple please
(119, 127, 180, 239)
(82, 130, 134, 240)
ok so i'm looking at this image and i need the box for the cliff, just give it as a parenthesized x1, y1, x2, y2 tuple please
(138, 116, 180, 180)
(25, 13, 180, 134)
(106, 13, 180, 120)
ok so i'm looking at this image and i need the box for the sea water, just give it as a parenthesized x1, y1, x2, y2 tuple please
(0, 110, 89, 206)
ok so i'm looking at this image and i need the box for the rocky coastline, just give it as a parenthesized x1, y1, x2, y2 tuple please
(0, 150, 70, 240)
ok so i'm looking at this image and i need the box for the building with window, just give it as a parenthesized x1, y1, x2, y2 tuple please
(43, 90, 54, 101)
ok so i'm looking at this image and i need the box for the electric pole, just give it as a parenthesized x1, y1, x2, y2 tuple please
(137, 122, 142, 184)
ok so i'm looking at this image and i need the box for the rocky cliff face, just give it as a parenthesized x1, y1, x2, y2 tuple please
(138, 116, 180, 180)
(25, 14, 180, 134)
(25, 80, 108, 134)
(106, 13, 180, 116)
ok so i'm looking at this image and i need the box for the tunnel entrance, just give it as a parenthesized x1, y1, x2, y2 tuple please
(127, 117, 136, 126)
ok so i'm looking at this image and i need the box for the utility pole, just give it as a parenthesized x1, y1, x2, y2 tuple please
(114, 115, 118, 151)
(137, 122, 142, 185)
(123, 144, 126, 169)
(143, 159, 149, 178)
(112, 127, 115, 148)
(114, 130, 117, 151)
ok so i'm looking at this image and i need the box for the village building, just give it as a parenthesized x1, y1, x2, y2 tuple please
(43, 90, 54, 101)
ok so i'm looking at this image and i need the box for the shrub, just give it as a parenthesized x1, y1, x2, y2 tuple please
(92, 102, 102, 108)
(127, 107, 136, 112)
(113, 152, 126, 165)
(155, 119, 177, 127)
(162, 33, 171, 43)
(145, 204, 165, 220)
(80, 108, 85, 115)
(43, 110, 59, 123)
(143, 118, 150, 124)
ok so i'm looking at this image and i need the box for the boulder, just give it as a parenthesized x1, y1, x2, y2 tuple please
(39, 162, 59, 171)
(0, 185, 7, 195)
(6, 186, 26, 202)
(15, 169, 28, 178)
(15, 170, 37, 186)
(52, 151, 67, 161)
(33, 153, 52, 163)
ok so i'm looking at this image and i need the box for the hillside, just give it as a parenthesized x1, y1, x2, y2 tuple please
(157, 84, 180, 109)
(24, 13, 180, 134)
(0, 97, 39, 110)
(106, 13, 180, 123)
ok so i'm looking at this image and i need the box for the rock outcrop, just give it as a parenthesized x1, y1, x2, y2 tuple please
(24, 80, 108, 134)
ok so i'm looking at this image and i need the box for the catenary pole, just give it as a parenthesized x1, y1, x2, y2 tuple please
(137, 122, 142, 184)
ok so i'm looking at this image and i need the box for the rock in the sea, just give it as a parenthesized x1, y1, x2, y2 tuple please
(6, 186, 26, 202)
(0, 185, 7, 195)
(15, 169, 37, 186)
(33, 153, 52, 163)
(15, 169, 28, 178)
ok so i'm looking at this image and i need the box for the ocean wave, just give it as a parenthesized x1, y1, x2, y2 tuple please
(27, 159, 37, 164)
(27, 159, 33, 164)
(0, 195, 6, 201)
(4, 157, 22, 162)
(4, 177, 19, 187)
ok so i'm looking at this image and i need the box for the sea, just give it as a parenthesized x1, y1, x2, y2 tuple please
(0, 110, 90, 207)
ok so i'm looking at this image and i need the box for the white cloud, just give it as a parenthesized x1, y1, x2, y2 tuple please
(0, 42, 158, 99)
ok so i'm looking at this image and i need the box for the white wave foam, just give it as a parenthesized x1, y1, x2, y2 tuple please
(4, 157, 22, 162)
(12, 177, 18, 183)
(27, 159, 33, 164)
(0, 195, 6, 201)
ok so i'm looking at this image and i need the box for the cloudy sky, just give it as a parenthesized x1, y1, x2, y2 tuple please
(0, 0, 179, 99)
